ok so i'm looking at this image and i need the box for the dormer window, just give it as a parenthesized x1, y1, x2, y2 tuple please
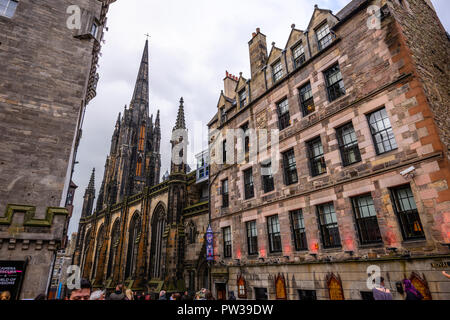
(272, 60, 284, 83)
(316, 23, 332, 50)
(0, 0, 18, 18)
(239, 89, 247, 108)
(220, 107, 227, 123)
(292, 43, 305, 68)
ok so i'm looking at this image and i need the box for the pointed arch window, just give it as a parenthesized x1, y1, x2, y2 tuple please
(138, 124, 145, 152)
(81, 229, 92, 276)
(150, 205, 166, 279)
(136, 156, 143, 176)
(92, 225, 105, 279)
(106, 220, 120, 279)
(125, 213, 141, 279)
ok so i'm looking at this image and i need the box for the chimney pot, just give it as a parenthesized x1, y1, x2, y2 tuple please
(256, 27, 260, 33)
(252, 32, 256, 37)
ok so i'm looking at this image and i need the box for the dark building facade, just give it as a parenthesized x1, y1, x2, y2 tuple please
(73, 42, 210, 294)
(207, 0, 450, 300)
(0, 0, 115, 299)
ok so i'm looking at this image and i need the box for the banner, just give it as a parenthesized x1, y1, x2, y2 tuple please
(0, 260, 27, 300)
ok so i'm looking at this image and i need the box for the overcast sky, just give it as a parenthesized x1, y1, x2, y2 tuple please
(67, 0, 449, 236)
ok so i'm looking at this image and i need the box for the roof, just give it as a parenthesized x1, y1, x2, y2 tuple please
(336, 0, 368, 20)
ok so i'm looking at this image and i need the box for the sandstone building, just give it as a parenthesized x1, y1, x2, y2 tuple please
(0, 0, 115, 299)
(73, 42, 210, 295)
(207, 0, 450, 300)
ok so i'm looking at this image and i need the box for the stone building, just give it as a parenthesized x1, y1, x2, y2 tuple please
(0, 0, 115, 299)
(73, 41, 210, 295)
(207, 0, 450, 300)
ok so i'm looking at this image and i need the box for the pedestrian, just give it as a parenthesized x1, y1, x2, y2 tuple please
(67, 278, 92, 300)
(144, 292, 151, 301)
(403, 279, 423, 300)
(125, 289, 134, 300)
(228, 291, 236, 300)
(0, 291, 11, 301)
(372, 276, 393, 300)
(205, 289, 215, 300)
(159, 290, 167, 300)
(181, 291, 192, 301)
(108, 284, 126, 300)
(90, 290, 106, 300)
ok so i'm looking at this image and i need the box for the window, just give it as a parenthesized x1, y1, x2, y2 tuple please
(277, 98, 290, 130)
(291, 209, 307, 251)
(125, 214, 141, 278)
(90, 22, 99, 38)
(222, 179, 229, 208)
(316, 23, 333, 50)
(307, 137, 326, 177)
(336, 123, 361, 166)
(351, 194, 382, 245)
(324, 64, 346, 102)
(292, 43, 305, 68)
(239, 89, 247, 108)
(0, 0, 18, 18)
(240, 122, 250, 158)
(272, 60, 284, 82)
(390, 185, 425, 240)
(220, 107, 227, 123)
(243, 168, 254, 199)
(317, 203, 341, 248)
(223, 227, 232, 258)
(283, 149, 298, 185)
(299, 82, 315, 116)
(222, 140, 227, 164)
(246, 221, 258, 255)
(367, 108, 398, 155)
(298, 290, 317, 301)
(261, 161, 275, 193)
(267, 215, 282, 253)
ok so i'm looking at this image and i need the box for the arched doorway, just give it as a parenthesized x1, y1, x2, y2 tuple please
(125, 212, 141, 279)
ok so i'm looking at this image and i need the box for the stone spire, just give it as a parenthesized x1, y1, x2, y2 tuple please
(81, 168, 96, 217)
(130, 40, 149, 109)
(173, 97, 186, 131)
(87, 168, 95, 192)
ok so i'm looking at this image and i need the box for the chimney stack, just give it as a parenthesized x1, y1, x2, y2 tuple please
(248, 28, 267, 79)
(223, 71, 239, 99)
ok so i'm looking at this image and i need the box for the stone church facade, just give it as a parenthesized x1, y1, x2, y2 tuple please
(73, 41, 210, 294)
(207, 0, 450, 300)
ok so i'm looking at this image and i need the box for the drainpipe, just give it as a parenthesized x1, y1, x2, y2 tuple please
(305, 30, 312, 59)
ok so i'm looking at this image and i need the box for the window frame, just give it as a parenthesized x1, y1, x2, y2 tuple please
(351, 194, 383, 245)
(267, 215, 282, 253)
(315, 22, 333, 51)
(239, 89, 247, 108)
(292, 42, 306, 68)
(272, 59, 284, 83)
(282, 148, 298, 185)
(324, 64, 346, 102)
(316, 203, 341, 249)
(336, 122, 362, 167)
(390, 184, 425, 241)
(307, 137, 327, 177)
(243, 168, 255, 200)
(246, 220, 258, 256)
(0, 0, 18, 18)
(290, 209, 308, 251)
(276, 98, 290, 131)
(299, 82, 315, 117)
(223, 226, 232, 258)
(261, 161, 275, 193)
(222, 179, 229, 208)
(367, 107, 398, 155)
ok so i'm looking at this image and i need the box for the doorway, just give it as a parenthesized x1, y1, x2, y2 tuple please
(254, 287, 268, 300)
(216, 283, 227, 300)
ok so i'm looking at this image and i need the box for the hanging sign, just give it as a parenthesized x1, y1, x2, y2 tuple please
(206, 225, 214, 261)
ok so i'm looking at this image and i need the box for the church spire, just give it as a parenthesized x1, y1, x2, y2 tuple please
(173, 97, 186, 131)
(81, 168, 96, 217)
(130, 39, 149, 109)
(87, 168, 95, 192)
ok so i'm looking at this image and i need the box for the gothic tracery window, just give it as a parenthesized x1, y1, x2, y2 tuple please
(150, 205, 166, 279)
(106, 220, 120, 279)
(125, 213, 141, 278)
(92, 225, 104, 279)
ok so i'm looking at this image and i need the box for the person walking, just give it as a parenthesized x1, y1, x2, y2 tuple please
(228, 291, 236, 300)
(125, 289, 134, 300)
(159, 290, 167, 300)
(181, 291, 192, 301)
(372, 277, 393, 300)
(403, 279, 423, 300)
(108, 284, 126, 300)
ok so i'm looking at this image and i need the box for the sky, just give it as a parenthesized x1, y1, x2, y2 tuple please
(67, 0, 449, 236)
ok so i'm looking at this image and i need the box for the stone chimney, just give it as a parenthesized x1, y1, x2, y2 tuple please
(223, 71, 239, 99)
(248, 28, 267, 79)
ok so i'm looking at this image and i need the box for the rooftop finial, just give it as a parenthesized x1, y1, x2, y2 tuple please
(173, 97, 186, 130)
(291, 23, 296, 29)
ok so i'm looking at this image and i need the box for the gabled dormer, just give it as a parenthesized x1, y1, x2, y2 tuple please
(217, 91, 235, 125)
(285, 24, 308, 71)
(267, 43, 284, 86)
(234, 73, 248, 109)
(306, 5, 339, 56)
